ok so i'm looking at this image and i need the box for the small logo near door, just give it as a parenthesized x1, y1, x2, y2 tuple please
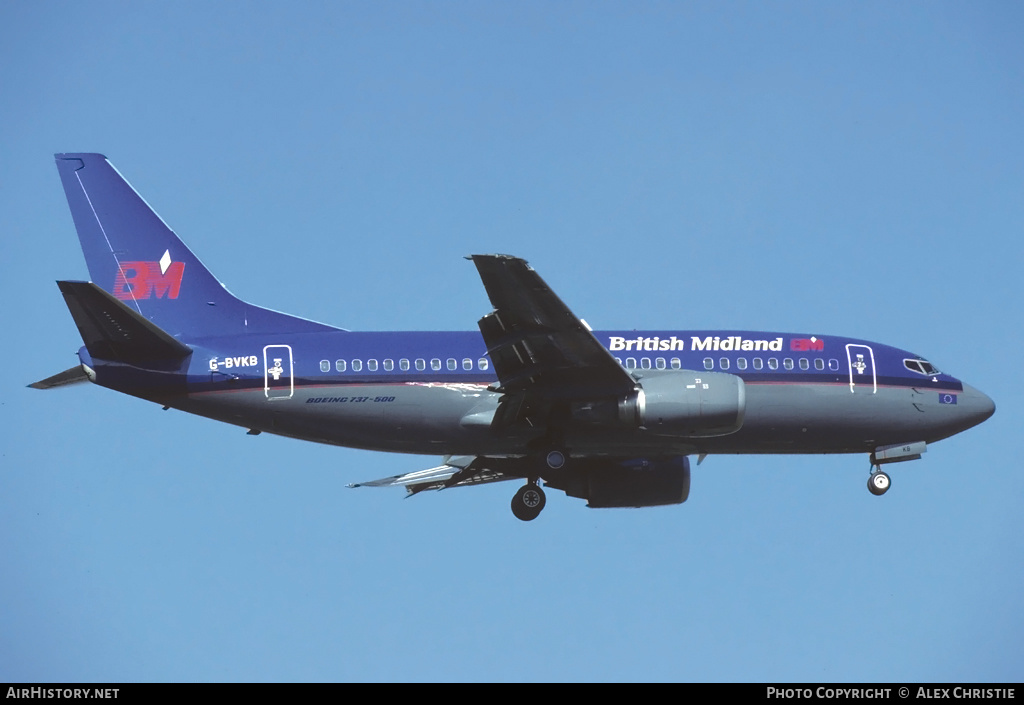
(264, 345, 293, 399)
(852, 354, 867, 375)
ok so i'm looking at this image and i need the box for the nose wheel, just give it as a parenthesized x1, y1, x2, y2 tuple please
(511, 483, 546, 521)
(867, 468, 891, 496)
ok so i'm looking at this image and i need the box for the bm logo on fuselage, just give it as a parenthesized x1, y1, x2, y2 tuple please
(790, 337, 825, 351)
(113, 250, 185, 301)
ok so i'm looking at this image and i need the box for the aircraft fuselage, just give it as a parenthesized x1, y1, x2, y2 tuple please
(80, 328, 994, 458)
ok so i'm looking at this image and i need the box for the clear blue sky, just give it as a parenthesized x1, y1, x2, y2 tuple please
(2, 1, 1021, 682)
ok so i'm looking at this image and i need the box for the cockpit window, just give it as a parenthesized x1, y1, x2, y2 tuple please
(904, 358, 941, 375)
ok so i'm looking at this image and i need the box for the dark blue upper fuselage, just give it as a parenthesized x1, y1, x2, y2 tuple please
(107, 328, 965, 396)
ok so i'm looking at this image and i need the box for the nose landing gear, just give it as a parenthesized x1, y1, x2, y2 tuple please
(867, 467, 891, 496)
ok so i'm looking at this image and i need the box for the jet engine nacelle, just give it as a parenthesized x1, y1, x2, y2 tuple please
(617, 369, 746, 437)
(545, 456, 691, 508)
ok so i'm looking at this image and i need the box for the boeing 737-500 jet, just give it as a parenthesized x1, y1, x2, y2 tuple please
(31, 153, 995, 520)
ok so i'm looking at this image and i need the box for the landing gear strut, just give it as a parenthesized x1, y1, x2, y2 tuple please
(511, 482, 546, 521)
(509, 448, 564, 520)
(867, 467, 891, 496)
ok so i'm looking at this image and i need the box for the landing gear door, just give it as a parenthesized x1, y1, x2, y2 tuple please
(846, 344, 876, 394)
(264, 345, 293, 400)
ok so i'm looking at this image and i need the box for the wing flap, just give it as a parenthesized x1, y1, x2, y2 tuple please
(349, 456, 521, 495)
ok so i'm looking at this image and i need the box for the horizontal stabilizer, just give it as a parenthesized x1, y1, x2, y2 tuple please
(28, 365, 92, 389)
(57, 280, 192, 362)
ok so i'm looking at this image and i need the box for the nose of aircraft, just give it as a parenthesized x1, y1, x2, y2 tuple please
(959, 383, 996, 429)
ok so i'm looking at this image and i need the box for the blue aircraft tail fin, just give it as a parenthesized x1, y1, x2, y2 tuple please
(54, 153, 336, 339)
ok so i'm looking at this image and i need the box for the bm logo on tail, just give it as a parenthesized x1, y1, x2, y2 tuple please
(113, 249, 185, 301)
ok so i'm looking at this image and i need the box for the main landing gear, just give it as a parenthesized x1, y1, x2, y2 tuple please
(511, 483, 546, 521)
(867, 466, 891, 496)
(509, 450, 563, 521)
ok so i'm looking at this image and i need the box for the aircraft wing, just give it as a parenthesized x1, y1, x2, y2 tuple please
(348, 456, 519, 496)
(469, 255, 637, 429)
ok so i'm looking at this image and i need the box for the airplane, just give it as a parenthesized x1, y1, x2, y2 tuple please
(31, 153, 996, 521)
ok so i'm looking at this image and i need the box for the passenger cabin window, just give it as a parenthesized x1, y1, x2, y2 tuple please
(703, 358, 714, 370)
(799, 358, 809, 370)
(400, 359, 410, 371)
(670, 357, 681, 369)
(335, 359, 346, 372)
(463, 358, 473, 370)
(415, 359, 426, 371)
(352, 359, 363, 372)
(431, 358, 442, 371)
(478, 357, 489, 370)
(753, 358, 763, 370)
(641, 357, 651, 369)
(656, 357, 666, 370)
(737, 358, 747, 370)
(768, 358, 779, 370)
(814, 359, 825, 370)
(719, 357, 729, 370)
(828, 359, 840, 371)
(626, 357, 637, 369)
(320, 360, 330, 372)
(384, 359, 394, 371)
(447, 358, 457, 371)
(367, 359, 378, 371)
(783, 358, 794, 370)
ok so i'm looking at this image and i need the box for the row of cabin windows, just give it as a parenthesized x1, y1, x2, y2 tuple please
(321, 355, 841, 375)
(615, 356, 841, 372)
(319, 357, 490, 373)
